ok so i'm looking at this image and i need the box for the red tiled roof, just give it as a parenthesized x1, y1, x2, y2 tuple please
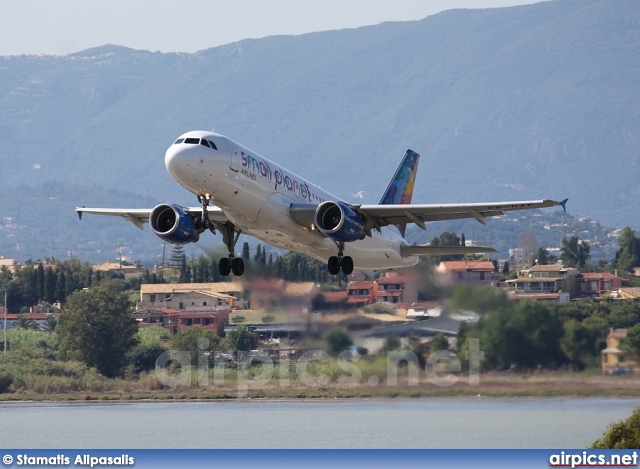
(581, 272, 621, 280)
(4, 313, 60, 320)
(377, 270, 412, 284)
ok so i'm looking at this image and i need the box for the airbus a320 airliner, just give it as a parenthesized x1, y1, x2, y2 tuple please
(77, 131, 567, 277)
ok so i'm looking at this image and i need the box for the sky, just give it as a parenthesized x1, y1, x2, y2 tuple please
(0, 0, 546, 56)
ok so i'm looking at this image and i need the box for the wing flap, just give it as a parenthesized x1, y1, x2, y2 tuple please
(356, 199, 565, 230)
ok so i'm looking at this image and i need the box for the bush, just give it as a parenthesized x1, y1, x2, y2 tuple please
(591, 406, 640, 449)
(0, 371, 14, 393)
(127, 344, 168, 374)
(325, 328, 352, 356)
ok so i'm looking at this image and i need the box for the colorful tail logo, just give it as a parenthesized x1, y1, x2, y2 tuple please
(379, 149, 420, 238)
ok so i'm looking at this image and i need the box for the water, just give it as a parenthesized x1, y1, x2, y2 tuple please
(0, 398, 637, 448)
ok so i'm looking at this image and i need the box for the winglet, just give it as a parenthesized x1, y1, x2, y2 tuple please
(77, 206, 85, 220)
(560, 198, 568, 213)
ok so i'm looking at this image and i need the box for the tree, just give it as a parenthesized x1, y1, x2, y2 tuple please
(226, 324, 257, 353)
(325, 328, 352, 356)
(469, 300, 564, 370)
(560, 319, 590, 370)
(428, 231, 464, 263)
(57, 281, 139, 378)
(518, 230, 538, 267)
(242, 242, 251, 262)
(592, 406, 640, 449)
(429, 333, 450, 353)
(534, 247, 556, 266)
(171, 327, 222, 365)
(126, 343, 168, 374)
(620, 323, 640, 356)
(560, 236, 591, 269)
(613, 227, 640, 274)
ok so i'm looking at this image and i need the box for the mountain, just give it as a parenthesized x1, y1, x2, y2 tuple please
(0, 0, 638, 262)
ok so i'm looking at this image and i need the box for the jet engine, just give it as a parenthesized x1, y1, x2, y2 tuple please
(314, 201, 365, 242)
(149, 204, 200, 244)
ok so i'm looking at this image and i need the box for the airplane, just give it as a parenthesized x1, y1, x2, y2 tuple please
(76, 130, 567, 277)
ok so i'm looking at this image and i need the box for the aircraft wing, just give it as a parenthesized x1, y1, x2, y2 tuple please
(75, 206, 228, 230)
(355, 198, 567, 231)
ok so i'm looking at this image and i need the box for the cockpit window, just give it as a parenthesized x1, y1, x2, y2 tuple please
(200, 139, 211, 148)
(207, 140, 218, 150)
(174, 138, 184, 144)
(184, 138, 200, 144)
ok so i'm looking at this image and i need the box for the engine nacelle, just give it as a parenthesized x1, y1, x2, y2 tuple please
(314, 201, 365, 242)
(149, 204, 200, 244)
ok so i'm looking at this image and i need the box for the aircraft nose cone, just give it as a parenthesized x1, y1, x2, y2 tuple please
(164, 145, 180, 175)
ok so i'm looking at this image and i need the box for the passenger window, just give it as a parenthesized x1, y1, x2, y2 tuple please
(200, 139, 211, 148)
(208, 140, 218, 150)
(185, 138, 199, 144)
(174, 138, 184, 144)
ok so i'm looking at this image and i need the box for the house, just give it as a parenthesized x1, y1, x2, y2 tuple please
(504, 264, 580, 299)
(376, 270, 417, 304)
(0, 312, 60, 331)
(611, 287, 640, 299)
(0, 256, 17, 274)
(132, 307, 230, 335)
(139, 281, 246, 310)
(435, 260, 495, 286)
(578, 272, 623, 298)
(346, 281, 378, 307)
(601, 328, 639, 374)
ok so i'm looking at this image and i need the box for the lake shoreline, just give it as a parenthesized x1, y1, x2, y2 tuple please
(2, 371, 639, 403)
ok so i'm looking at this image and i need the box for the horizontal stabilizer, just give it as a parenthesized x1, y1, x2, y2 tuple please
(401, 245, 497, 257)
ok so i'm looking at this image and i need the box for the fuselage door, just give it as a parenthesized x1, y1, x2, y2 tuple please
(225, 139, 239, 172)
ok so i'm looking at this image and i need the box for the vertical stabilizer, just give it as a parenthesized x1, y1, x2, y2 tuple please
(379, 149, 420, 237)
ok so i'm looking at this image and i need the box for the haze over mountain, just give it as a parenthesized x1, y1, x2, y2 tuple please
(0, 0, 638, 262)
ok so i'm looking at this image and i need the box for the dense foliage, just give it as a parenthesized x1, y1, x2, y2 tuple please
(592, 406, 640, 449)
(456, 287, 640, 371)
(1, 257, 128, 313)
(57, 282, 138, 377)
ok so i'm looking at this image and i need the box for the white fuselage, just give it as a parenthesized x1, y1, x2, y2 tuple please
(164, 131, 418, 270)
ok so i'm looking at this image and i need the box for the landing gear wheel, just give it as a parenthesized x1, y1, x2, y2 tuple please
(231, 257, 245, 276)
(202, 217, 210, 230)
(219, 258, 231, 277)
(328, 256, 341, 276)
(341, 256, 354, 275)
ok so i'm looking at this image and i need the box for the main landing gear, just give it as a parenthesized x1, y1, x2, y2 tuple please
(218, 222, 244, 277)
(327, 241, 354, 276)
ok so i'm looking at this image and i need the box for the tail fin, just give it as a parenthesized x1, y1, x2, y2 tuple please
(379, 149, 420, 238)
